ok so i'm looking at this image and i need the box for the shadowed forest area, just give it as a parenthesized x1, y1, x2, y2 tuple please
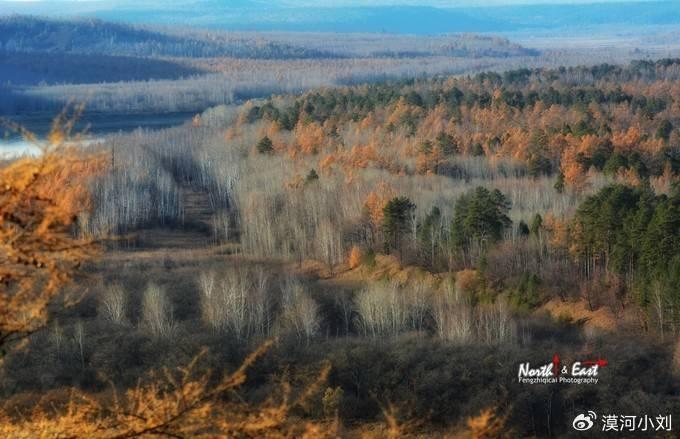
(1, 8, 680, 439)
(3, 15, 679, 116)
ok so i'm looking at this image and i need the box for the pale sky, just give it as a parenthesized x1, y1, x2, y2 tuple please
(0, 0, 663, 4)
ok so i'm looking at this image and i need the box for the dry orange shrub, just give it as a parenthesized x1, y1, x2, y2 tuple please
(343, 144, 382, 169)
(455, 269, 480, 298)
(224, 126, 236, 141)
(386, 98, 423, 129)
(348, 245, 363, 269)
(417, 104, 447, 138)
(377, 402, 425, 439)
(343, 168, 355, 185)
(467, 406, 508, 439)
(0, 342, 337, 438)
(360, 113, 375, 131)
(285, 173, 305, 189)
(501, 127, 530, 160)
(266, 120, 282, 140)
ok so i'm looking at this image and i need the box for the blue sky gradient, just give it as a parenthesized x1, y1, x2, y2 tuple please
(1, 0, 677, 35)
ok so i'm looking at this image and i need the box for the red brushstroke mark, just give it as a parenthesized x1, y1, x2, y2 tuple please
(582, 359, 608, 367)
(552, 354, 560, 376)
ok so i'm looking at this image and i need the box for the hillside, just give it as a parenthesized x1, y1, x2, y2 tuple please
(0, 16, 549, 111)
(1, 54, 680, 436)
(0, 51, 205, 85)
(0, 15, 338, 59)
(0, 15, 544, 94)
(2, 4, 680, 436)
(0, 16, 542, 60)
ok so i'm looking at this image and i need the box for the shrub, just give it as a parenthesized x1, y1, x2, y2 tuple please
(348, 245, 363, 269)
(322, 387, 344, 419)
(98, 284, 128, 325)
(199, 268, 273, 341)
(432, 282, 473, 343)
(455, 269, 481, 303)
(362, 248, 377, 269)
(281, 278, 320, 343)
(476, 299, 516, 345)
(355, 281, 408, 338)
(141, 283, 175, 338)
(198, 271, 222, 331)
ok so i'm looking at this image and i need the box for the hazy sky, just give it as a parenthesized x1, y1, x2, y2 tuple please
(283, 0, 658, 4)
(0, 0, 662, 4)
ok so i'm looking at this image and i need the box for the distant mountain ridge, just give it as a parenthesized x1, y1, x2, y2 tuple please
(0, 15, 339, 59)
(0, 16, 539, 60)
(0, 15, 540, 87)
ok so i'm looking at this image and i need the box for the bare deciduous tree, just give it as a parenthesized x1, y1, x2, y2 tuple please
(98, 284, 128, 325)
(141, 283, 176, 338)
(355, 281, 408, 338)
(281, 278, 320, 344)
(199, 268, 273, 341)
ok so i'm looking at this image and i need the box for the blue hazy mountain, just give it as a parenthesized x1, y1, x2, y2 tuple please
(1, 1, 679, 34)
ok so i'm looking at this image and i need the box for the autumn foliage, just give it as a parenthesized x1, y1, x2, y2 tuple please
(0, 341, 339, 438)
(0, 111, 104, 358)
(3, 60, 680, 437)
(348, 245, 363, 269)
(467, 406, 509, 439)
(240, 61, 680, 198)
(363, 181, 396, 228)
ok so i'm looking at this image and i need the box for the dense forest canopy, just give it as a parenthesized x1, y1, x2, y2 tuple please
(165, 59, 679, 330)
(68, 59, 680, 326)
(243, 59, 680, 183)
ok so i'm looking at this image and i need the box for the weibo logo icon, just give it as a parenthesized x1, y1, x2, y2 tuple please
(573, 411, 597, 431)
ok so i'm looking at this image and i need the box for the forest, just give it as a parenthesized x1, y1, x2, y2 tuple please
(0, 16, 341, 59)
(3, 15, 673, 117)
(1, 57, 679, 437)
(79, 59, 680, 327)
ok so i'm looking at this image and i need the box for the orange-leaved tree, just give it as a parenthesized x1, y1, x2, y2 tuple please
(0, 108, 104, 361)
(0, 111, 340, 438)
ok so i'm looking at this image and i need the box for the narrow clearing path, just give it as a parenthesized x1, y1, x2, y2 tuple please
(125, 185, 217, 251)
